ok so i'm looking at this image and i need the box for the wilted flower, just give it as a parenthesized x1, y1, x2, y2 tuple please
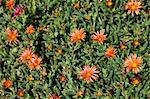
(14, 6, 24, 17)
(130, 75, 141, 85)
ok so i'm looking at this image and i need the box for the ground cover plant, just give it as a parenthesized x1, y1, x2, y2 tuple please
(0, 0, 150, 98)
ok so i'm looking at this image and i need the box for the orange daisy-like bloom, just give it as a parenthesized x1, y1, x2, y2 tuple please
(92, 31, 107, 44)
(26, 25, 35, 34)
(27, 55, 42, 70)
(3, 80, 13, 88)
(79, 65, 99, 83)
(20, 48, 34, 63)
(70, 29, 86, 43)
(6, 28, 19, 43)
(58, 74, 67, 83)
(105, 47, 117, 58)
(124, 54, 142, 74)
(125, 0, 143, 16)
(6, 0, 14, 9)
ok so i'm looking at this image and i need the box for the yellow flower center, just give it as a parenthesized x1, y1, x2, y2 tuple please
(77, 35, 81, 39)
(26, 55, 31, 60)
(86, 72, 92, 78)
(130, 4, 137, 10)
(133, 79, 139, 85)
(132, 62, 137, 68)
(107, 1, 113, 7)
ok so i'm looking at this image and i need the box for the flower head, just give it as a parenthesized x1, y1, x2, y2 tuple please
(119, 42, 127, 49)
(130, 75, 141, 85)
(92, 31, 107, 44)
(76, 90, 84, 97)
(26, 25, 35, 34)
(6, 0, 14, 9)
(70, 29, 86, 43)
(58, 74, 67, 83)
(20, 48, 34, 63)
(6, 28, 19, 43)
(27, 55, 42, 70)
(79, 65, 99, 83)
(124, 54, 142, 73)
(17, 89, 25, 97)
(106, 0, 113, 7)
(49, 94, 61, 99)
(105, 47, 117, 58)
(125, 0, 143, 16)
(3, 80, 13, 88)
(14, 6, 24, 17)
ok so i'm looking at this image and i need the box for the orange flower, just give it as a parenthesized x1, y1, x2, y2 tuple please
(70, 29, 86, 43)
(26, 25, 35, 34)
(92, 31, 107, 44)
(20, 48, 34, 63)
(124, 54, 142, 73)
(105, 47, 117, 58)
(58, 74, 67, 83)
(6, 0, 14, 9)
(79, 65, 99, 83)
(74, 2, 80, 9)
(106, 0, 113, 7)
(6, 28, 19, 43)
(3, 80, 13, 88)
(17, 89, 25, 97)
(27, 55, 42, 70)
(125, 0, 143, 16)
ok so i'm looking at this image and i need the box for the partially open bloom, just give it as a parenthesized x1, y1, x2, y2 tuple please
(20, 48, 34, 63)
(27, 55, 42, 70)
(106, 0, 113, 7)
(26, 25, 35, 34)
(125, 0, 143, 16)
(6, 0, 14, 9)
(74, 2, 80, 9)
(119, 42, 127, 49)
(130, 75, 141, 85)
(58, 74, 67, 83)
(132, 40, 140, 47)
(105, 47, 117, 58)
(70, 29, 86, 43)
(92, 31, 107, 44)
(6, 28, 19, 43)
(17, 89, 25, 97)
(49, 94, 61, 99)
(79, 65, 99, 83)
(124, 54, 142, 73)
(3, 80, 13, 88)
(76, 90, 84, 97)
(14, 6, 24, 17)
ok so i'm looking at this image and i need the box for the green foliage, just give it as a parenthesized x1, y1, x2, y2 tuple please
(0, 0, 150, 98)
